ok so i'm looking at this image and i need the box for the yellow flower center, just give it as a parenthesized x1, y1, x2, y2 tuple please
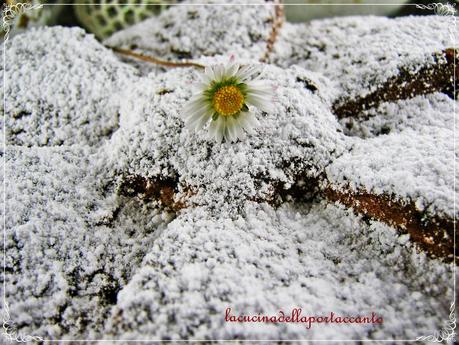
(212, 85, 244, 116)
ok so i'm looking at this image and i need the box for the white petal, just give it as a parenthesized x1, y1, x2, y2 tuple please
(258, 102, 275, 113)
(208, 116, 224, 143)
(237, 112, 251, 130)
(246, 95, 274, 113)
(236, 128, 246, 141)
(186, 113, 206, 129)
(184, 103, 210, 122)
(186, 109, 212, 129)
(185, 98, 208, 114)
(196, 81, 210, 91)
(234, 65, 249, 79)
(233, 118, 244, 141)
(185, 94, 206, 107)
(187, 93, 206, 103)
(199, 73, 212, 84)
(252, 65, 266, 80)
(189, 106, 212, 122)
(215, 117, 226, 143)
(226, 117, 238, 142)
(185, 111, 204, 123)
(208, 119, 218, 138)
(214, 64, 224, 81)
(194, 113, 211, 130)
(246, 80, 273, 94)
(244, 112, 260, 129)
(226, 63, 239, 77)
(205, 66, 216, 81)
(236, 65, 260, 82)
(235, 66, 251, 81)
(247, 93, 272, 104)
(246, 90, 274, 102)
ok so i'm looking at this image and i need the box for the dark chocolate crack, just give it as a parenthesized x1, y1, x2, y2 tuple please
(323, 186, 456, 261)
(333, 48, 458, 119)
(117, 173, 455, 262)
(118, 174, 187, 211)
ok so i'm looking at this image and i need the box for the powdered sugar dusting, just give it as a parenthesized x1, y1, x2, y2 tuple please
(4, 27, 138, 147)
(326, 126, 456, 218)
(274, 16, 452, 99)
(105, 0, 275, 75)
(104, 202, 452, 340)
(340, 93, 456, 138)
(2, 9, 455, 341)
(3, 145, 173, 338)
(108, 64, 344, 213)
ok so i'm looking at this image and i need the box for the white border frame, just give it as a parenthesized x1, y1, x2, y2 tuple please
(1, 1, 456, 343)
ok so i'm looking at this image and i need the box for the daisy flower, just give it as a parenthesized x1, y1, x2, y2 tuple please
(182, 61, 275, 143)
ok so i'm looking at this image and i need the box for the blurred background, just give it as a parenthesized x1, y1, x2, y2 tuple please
(1, 0, 457, 41)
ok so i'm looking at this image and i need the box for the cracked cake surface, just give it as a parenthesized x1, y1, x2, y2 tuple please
(108, 63, 345, 213)
(105, 0, 276, 75)
(326, 120, 457, 220)
(3, 145, 173, 338)
(2, 3, 456, 342)
(2, 27, 139, 147)
(103, 202, 451, 340)
(273, 15, 453, 100)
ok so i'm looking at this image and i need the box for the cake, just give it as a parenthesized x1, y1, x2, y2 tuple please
(2, 1, 455, 341)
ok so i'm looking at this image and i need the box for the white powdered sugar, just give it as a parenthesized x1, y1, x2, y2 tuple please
(340, 93, 456, 138)
(273, 15, 453, 99)
(3, 145, 173, 339)
(3, 26, 138, 147)
(269, 14, 456, 218)
(105, 0, 275, 75)
(326, 126, 456, 219)
(103, 202, 452, 340)
(327, 93, 456, 218)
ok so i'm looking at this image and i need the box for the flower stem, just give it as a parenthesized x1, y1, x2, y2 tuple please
(260, 0, 284, 63)
(108, 46, 205, 69)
